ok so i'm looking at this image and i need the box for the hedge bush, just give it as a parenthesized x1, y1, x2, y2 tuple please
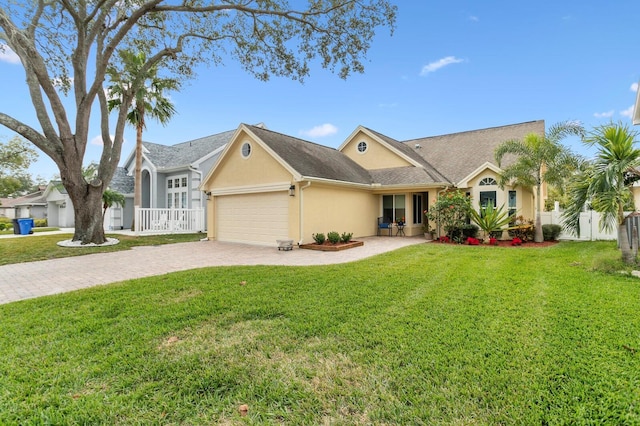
(327, 231, 340, 244)
(542, 224, 562, 241)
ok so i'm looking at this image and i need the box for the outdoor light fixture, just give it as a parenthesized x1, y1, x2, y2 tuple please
(289, 185, 296, 196)
(205, 191, 212, 200)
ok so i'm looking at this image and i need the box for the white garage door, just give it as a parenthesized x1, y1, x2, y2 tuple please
(217, 192, 289, 245)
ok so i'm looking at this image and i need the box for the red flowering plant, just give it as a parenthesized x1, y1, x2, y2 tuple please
(489, 237, 498, 246)
(425, 190, 472, 243)
(438, 236, 450, 243)
(511, 237, 522, 246)
(467, 237, 480, 245)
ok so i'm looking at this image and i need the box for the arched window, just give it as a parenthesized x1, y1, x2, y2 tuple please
(479, 177, 497, 186)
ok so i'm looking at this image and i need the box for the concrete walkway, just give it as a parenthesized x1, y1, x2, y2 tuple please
(0, 234, 426, 305)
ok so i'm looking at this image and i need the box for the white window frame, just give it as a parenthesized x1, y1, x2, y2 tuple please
(166, 174, 188, 209)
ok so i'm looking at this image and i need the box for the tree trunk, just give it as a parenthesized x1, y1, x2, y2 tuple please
(68, 183, 106, 245)
(131, 118, 144, 231)
(534, 184, 544, 243)
(619, 219, 635, 265)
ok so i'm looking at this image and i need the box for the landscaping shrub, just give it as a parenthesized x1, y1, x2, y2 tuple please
(542, 224, 562, 241)
(509, 216, 535, 242)
(461, 223, 479, 239)
(425, 190, 472, 243)
(34, 218, 48, 227)
(312, 233, 326, 244)
(340, 232, 353, 243)
(468, 204, 511, 240)
(466, 237, 480, 245)
(327, 231, 340, 244)
(0, 217, 11, 231)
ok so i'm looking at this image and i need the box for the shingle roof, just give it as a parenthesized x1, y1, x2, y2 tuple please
(368, 167, 449, 186)
(403, 120, 545, 184)
(4, 190, 47, 207)
(245, 125, 373, 185)
(109, 167, 134, 195)
(142, 129, 235, 169)
(363, 127, 451, 184)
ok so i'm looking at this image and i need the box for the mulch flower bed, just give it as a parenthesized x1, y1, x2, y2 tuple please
(299, 241, 364, 251)
(431, 236, 558, 248)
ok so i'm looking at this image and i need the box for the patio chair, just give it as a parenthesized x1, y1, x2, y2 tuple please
(151, 213, 168, 231)
(377, 217, 392, 236)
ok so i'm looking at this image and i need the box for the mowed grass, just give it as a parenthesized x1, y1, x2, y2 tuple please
(0, 227, 60, 236)
(1, 241, 639, 424)
(0, 233, 203, 265)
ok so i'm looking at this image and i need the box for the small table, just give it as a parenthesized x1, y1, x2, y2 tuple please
(395, 223, 405, 236)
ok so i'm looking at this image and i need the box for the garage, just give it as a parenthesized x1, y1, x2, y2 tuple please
(216, 191, 289, 245)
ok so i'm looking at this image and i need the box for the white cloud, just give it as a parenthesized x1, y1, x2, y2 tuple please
(594, 110, 615, 119)
(420, 56, 464, 76)
(90, 134, 119, 146)
(620, 105, 635, 118)
(631, 82, 638, 92)
(469, 15, 479, 22)
(0, 44, 20, 64)
(299, 123, 338, 138)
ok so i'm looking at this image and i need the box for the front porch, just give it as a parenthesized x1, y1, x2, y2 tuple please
(134, 207, 205, 235)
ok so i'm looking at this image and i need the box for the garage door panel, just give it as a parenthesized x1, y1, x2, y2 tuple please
(217, 192, 289, 245)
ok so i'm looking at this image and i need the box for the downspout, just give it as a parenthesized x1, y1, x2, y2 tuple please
(189, 166, 203, 208)
(298, 181, 311, 245)
(189, 166, 205, 235)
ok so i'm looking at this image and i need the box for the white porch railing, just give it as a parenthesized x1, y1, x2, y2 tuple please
(134, 207, 204, 235)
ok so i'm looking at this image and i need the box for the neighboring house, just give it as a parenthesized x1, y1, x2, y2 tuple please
(39, 171, 133, 230)
(0, 188, 47, 220)
(43, 181, 74, 227)
(201, 121, 544, 246)
(104, 166, 134, 230)
(0, 198, 15, 219)
(119, 127, 238, 228)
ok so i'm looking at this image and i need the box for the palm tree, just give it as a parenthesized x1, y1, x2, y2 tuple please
(563, 122, 640, 264)
(107, 51, 178, 231)
(495, 121, 585, 242)
(102, 189, 125, 221)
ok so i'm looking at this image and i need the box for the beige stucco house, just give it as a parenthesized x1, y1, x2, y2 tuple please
(201, 120, 544, 246)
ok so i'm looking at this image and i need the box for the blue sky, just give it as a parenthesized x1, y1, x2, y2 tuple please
(1, 1, 640, 181)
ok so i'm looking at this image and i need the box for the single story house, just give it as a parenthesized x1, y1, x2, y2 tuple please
(201, 120, 543, 246)
(0, 187, 47, 220)
(42, 181, 74, 227)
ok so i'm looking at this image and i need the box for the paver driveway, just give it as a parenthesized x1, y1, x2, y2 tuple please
(0, 236, 425, 305)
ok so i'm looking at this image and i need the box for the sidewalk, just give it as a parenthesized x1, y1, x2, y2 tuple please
(0, 235, 426, 305)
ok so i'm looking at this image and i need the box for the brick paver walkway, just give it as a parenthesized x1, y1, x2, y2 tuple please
(0, 236, 425, 305)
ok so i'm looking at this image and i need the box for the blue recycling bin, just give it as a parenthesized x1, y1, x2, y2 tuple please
(17, 218, 35, 235)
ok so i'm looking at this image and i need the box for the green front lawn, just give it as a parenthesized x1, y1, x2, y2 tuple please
(1, 241, 639, 424)
(0, 233, 203, 266)
(0, 227, 60, 235)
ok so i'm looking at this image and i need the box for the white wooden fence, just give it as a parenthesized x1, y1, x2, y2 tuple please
(134, 207, 204, 235)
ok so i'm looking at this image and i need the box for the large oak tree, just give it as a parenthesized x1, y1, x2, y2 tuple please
(0, 135, 37, 198)
(0, 0, 396, 244)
